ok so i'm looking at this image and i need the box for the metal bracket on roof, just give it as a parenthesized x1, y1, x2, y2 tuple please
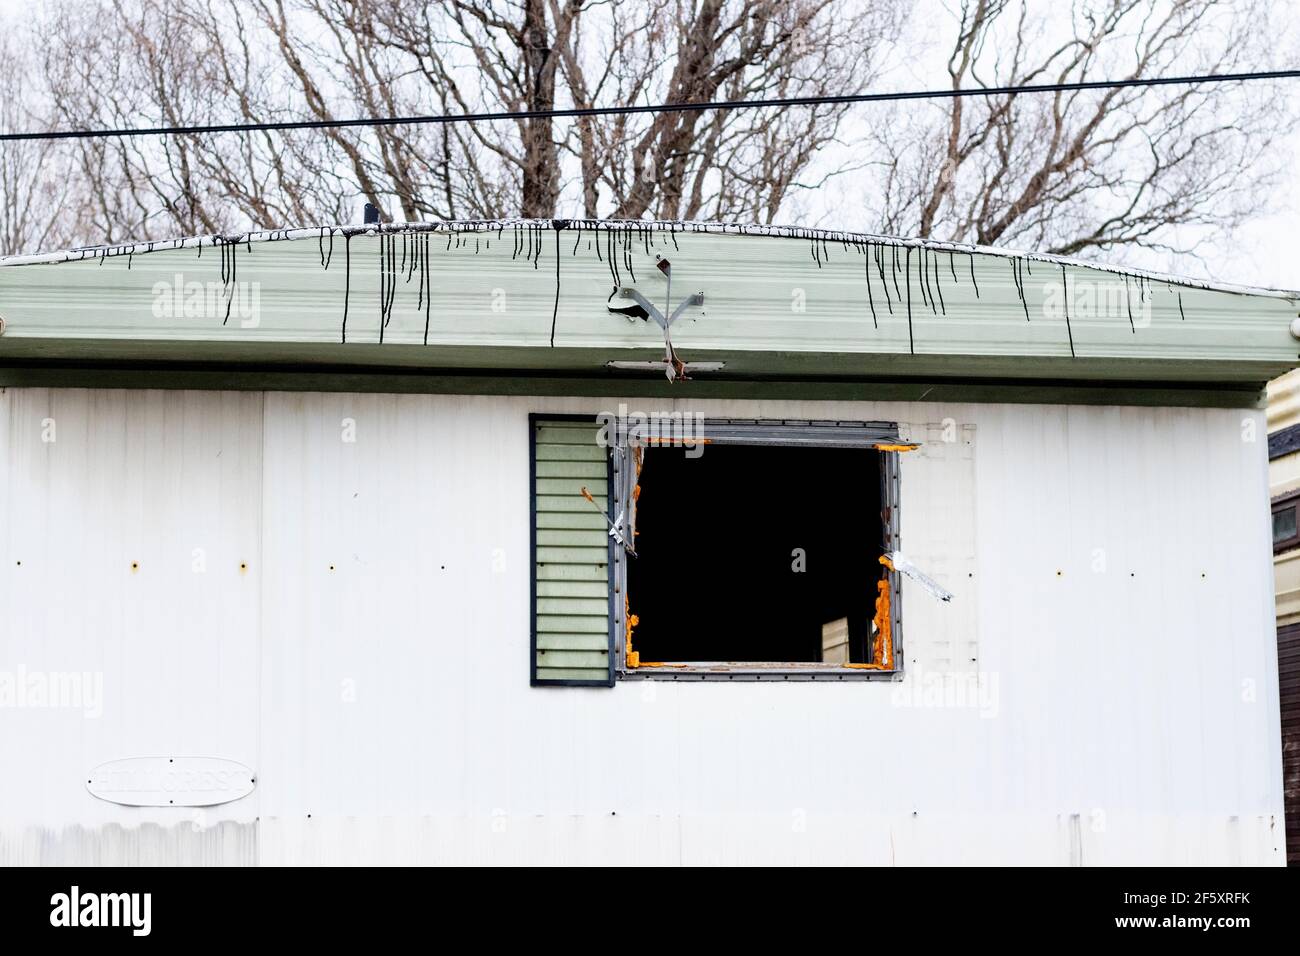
(606, 257, 718, 381)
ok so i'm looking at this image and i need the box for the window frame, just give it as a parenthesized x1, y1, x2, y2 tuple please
(609, 418, 907, 681)
(1273, 488, 1300, 555)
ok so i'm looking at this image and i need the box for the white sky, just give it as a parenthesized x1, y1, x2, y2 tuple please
(0, 0, 1294, 290)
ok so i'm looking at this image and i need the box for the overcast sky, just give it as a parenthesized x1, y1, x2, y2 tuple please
(0, 0, 1294, 291)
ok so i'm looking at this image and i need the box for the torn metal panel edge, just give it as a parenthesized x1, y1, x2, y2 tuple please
(886, 551, 955, 603)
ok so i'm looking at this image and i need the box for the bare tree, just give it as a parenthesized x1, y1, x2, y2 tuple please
(0, 29, 80, 255)
(38, 0, 242, 242)
(874, 0, 1297, 257)
(38, 0, 436, 234)
(3, 0, 1296, 271)
(555, 0, 900, 222)
(21, 0, 902, 237)
(368, 0, 585, 218)
(371, 0, 899, 221)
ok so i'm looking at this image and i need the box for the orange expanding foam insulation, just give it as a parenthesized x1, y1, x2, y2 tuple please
(846, 555, 894, 670)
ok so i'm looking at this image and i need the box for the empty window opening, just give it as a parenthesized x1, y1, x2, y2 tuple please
(626, 444, 885, 667)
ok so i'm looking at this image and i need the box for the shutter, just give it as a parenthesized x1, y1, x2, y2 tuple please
(530, 415, 615, 686)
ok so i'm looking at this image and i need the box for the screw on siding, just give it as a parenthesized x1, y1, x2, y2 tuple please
(239, 562, 248, 572)
(131, 561, 139, 572)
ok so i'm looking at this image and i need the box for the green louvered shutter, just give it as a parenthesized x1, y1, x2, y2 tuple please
(530, 415, 615, 686)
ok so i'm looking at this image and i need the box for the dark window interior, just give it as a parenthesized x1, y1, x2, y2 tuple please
(627, 444, 883, 663)
(1275, 508, 1297, 544)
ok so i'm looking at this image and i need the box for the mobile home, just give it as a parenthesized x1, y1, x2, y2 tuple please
(0, 220, 1290, 864)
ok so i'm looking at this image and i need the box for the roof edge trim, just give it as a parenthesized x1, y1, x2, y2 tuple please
(2, 218, 1294, 301)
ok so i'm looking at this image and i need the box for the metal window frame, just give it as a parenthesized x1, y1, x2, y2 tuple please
(611, 418, 906, 682)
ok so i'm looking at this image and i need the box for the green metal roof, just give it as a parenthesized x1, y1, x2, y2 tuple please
(1, 219, 1296, 406)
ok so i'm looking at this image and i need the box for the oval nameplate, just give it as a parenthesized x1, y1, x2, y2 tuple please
(86, 756, 256, 807)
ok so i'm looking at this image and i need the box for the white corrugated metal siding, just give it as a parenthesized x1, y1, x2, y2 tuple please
(0, 387, 1285, 864)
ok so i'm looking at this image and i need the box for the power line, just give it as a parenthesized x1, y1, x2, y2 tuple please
(3, 69, 1299, 143)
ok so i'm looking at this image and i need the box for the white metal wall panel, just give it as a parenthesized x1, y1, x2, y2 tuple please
(0, 387, 262, 864)
(0, 388, 1286, 864)
(903, 420, 979, 674)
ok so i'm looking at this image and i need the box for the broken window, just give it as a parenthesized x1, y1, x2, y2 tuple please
(527, 416, 927, 686)
(610, 420, 908, 679)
